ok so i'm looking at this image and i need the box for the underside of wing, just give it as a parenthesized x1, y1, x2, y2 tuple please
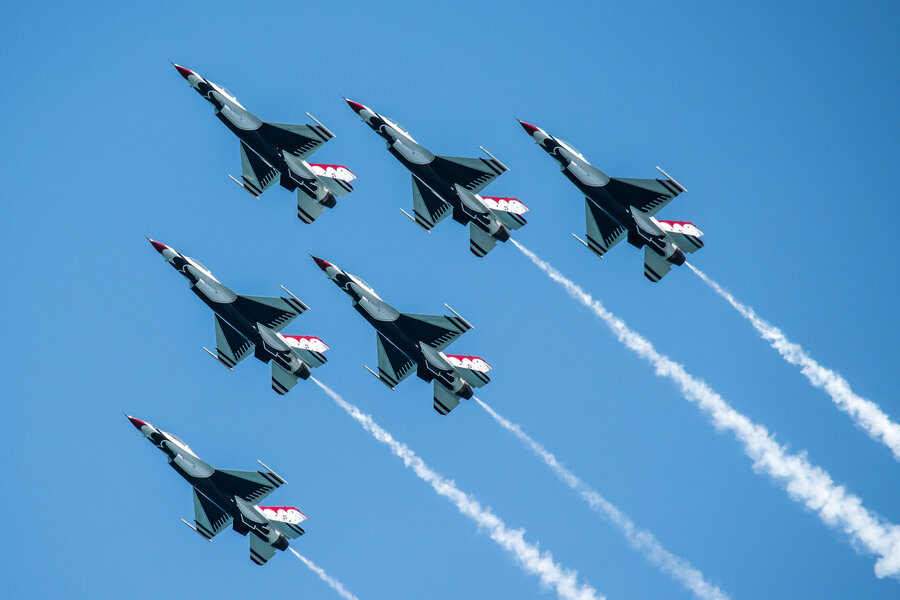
(232, 294, 308, 333)
(240, 141, 280, 197)
(395, 312, 471, 352)
(259, 121, 333, 160)
(585, 199, 626, 258)
(410, 175, 451, 230)
(213, 315, 254, 369)
(212, 468, 285, 505)
(192, 489, 233, 541)
(607, 176, 684, 217)
(432, 155, 507, 194)
(375, 332, 416, 388)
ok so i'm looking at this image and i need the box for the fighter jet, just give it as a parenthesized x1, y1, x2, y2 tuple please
(126, 415, 307, 565)
(149, 238, 328, 394)
(344, 98, 527, 257)
(519, 121, 704, 282)
(173, 63, 356, 224)
(311, 256, 491, 415)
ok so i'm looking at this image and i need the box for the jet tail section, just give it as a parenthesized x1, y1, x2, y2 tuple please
(283, 335, 329, 368)
(249, 534, 278, 566)
(482, 196, 528, 231)
(445, 354, 492, 388)
(643, 246, 674, 282)
(655, 219, 704, 253)
(433, 381, 461, 416)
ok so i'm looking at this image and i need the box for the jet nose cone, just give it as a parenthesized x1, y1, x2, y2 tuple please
(517, 120, 540, 136)
(344, 98, 367, 115)
(309, 254, 333, 272)
(147, 238, 169, 254)
(126, 414, 148, 431)
(172, 63, 195, 80)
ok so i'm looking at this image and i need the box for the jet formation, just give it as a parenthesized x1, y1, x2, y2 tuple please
(311, 255, 491, 415)
(149, 239, 328, 394)
(173, 64, 356, 223)
(126, 415, 306, 565)
(345, 98, 528, 257)
(519, 120, 703, 282)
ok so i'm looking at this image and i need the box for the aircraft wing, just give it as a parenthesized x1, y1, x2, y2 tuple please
(213, 315, 254, 369)
(212, 468, 285, 504)
(192, 489, 233, 541)
(239, 141, 280, 197)
(585, 199, 627, 258)
(232, 294, 309, 333)
(258, 121, 333, 160)
(375, 332, 416, 388)
(410, 175, 451, 230)
(606, 176, 684, 217)
(432, 155, 507, 194)
(395, 312, 472, 352)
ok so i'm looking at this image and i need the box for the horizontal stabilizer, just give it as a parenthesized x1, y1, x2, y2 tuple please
(655, 219, 704, 253)
(297, 192, 326, 224)
(445, 354, 492, 388)
(643, 246, 673, 283)
(433, 382, 461, 416)
(309, 163, 355, 197)
(469, 222, 498, 257)
(283, 335, 329, 368)
(271, 361, 299, 395)
(250, 534, 277, 566)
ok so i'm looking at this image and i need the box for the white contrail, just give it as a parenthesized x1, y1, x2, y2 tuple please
(511, 239, 900, 579)
(312, 378, 605, 600)
(475, 397, 729, 600)
(289, 548, 359, 600)
(686, 262, 900, 461)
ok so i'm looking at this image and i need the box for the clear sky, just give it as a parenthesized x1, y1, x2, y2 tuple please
(3, 1, 899, 598)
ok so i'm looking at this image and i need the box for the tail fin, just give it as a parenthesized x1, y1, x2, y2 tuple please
(260, 506, 307, 538)
(283, 335, 329, 368)
(482, 196, 528, 230)
(445, 354, 492, 388)
(309, 164, 356, 197)
(655, 219, 704, 253)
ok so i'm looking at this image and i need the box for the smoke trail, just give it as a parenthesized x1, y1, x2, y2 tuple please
(289, 548, 359, 600)
(511, 239, 900, 579)
(686, 262, 900, 461)
(475, 397, 729, 600)
(312, 377, 605, 600)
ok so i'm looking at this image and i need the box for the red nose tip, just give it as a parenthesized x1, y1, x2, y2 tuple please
(147, 238, 169, 254)
(172, 63, 195, 80)
(517, 120, 540, 136)
(310, 255, 333, 271)
(344, 98, 367, 115)
(126, 415, 149, 431)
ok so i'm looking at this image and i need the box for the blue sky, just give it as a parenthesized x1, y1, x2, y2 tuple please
(3, 1, 899, 598)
